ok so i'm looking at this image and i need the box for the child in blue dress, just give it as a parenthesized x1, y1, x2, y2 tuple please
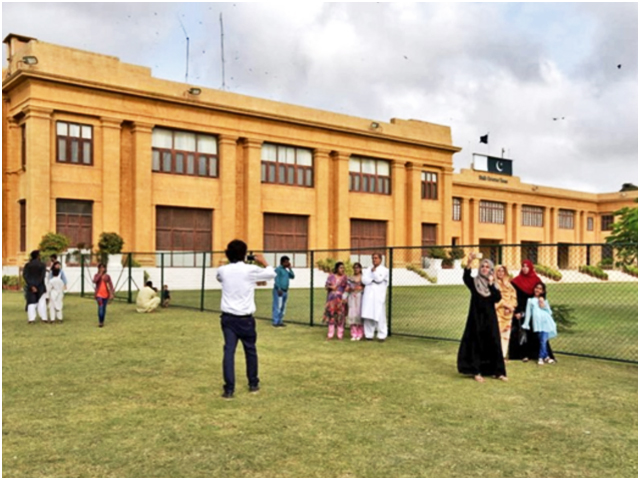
(522, 282, 557, 365)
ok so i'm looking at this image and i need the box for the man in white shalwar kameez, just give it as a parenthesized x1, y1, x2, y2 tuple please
(361, 253, 389, 341)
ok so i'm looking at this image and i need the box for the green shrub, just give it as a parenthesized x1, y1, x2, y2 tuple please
(97, 232, 125, 264)
(551, 304, 576, 332)
(449, 247, 465, 260)
(579, 265, 609, 280)
(426, 247, 448, 259)
(622, 264, 638, 277)
(38, 232, 70, 259)
(534, 264, 563, 281)
(2, 275, 21, 288)
(316, 258, 354, 275)
(598, 257, 614, 270)
(406, 264, 436, 283)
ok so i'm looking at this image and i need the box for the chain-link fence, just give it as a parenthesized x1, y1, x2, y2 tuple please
(67, 243, 638, 363)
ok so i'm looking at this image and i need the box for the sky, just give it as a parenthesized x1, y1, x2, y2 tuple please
(3, 2, 638, 193)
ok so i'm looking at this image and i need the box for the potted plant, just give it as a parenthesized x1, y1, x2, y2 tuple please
(38, 232, 70, 264)
(426, 247, 448, 269)
(449, 247, 465, 269)
(98, 232, 125, 268)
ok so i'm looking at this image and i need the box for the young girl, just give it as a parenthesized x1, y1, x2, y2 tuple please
(93, 263, 115, 328)
(346, 263, 364, 341)
(323, 262, 348, 340)
(522, 282, 557, 365)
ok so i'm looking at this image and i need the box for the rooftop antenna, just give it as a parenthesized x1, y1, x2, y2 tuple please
(177, 15, 190, 83)
(220, 12, 226, 90)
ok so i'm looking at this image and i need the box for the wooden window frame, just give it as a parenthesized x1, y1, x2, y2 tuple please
(558, 209, 575, 230)
(601, 214, 614, 231)
(452, 197, 462, 221)
(479, 200, 506, 224)
(56, 199, 93, 248)
(260, 143, 314, 188)
(421, 172, 438, 200)
(522, 205, 544, 227)
(56, 121, 93, 166)
(152, 129, 219, 178)
(587, 217, 594, 231)
(19, 200, 26, 252)
(348, 157, 391, 195)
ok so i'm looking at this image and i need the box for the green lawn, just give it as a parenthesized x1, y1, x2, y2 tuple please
(3, 291, 638, 477)
(117, 282, 638, 362)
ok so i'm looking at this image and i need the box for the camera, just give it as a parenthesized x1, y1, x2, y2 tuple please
(247, 252, 256, 262)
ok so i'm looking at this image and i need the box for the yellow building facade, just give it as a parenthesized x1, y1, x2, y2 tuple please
(2, 35, 637, 268)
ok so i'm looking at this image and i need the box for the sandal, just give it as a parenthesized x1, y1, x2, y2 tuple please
(473, 374, 485, 383)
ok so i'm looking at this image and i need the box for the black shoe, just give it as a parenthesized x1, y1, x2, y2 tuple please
(221, 391, 234, 399)
(278, 323, 287, 328)
(249, 385, 260, 393)
(98, 323, 104, 328)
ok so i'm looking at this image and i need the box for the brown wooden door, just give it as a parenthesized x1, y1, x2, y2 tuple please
(421, 223, 437, 255)
(350, 219, 387, 253)
(56, 200, 93, 248)
(156, 206, 213, 252)
(263, 214, 308, 251)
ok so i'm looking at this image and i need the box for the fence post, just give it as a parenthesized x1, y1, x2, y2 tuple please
(80, 254, 85, 298)
(160, 253, 164, 298)
(388, 247, 393, 337)
(310, 250, 315, 327)
(127, 253, 132, 304)
(200, 252, 206, 312)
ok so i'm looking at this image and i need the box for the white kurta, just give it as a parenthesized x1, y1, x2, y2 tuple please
(361, 265, 389, 339)
(48, 277, 65, 320)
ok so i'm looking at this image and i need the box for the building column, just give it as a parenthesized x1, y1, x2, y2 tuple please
(440, 167, 454, 245)
(4, 117, 21, 263)
(217, 134, 239, 253)
(540, 207, 556, 267)
(314, 148, 331, 252)
(461, 197, 471, 245)
(241, 138, 263, 250)
(572, 210, 587, 268)
(131, 122, 154, 262)
(330, 151, 350, 251)
(391, 161, 406, 247)
(468, 198, 478, 246)
(100, 117, 122, 235)
(405, 163, 422, 252)
(23, 106, 53, 253)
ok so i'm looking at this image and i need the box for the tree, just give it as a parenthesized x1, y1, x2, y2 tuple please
(606, 199, 638, 266)
(38, 232, 70, 260)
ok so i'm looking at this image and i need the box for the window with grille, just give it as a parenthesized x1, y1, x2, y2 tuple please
(587, 217, 594, 231)
(56, 122, 93, 165)
(260, 143, 313, 187)
(421, 172, 438, 200)
(152, 128, 218, 178)
(452, 197, 462, 221)
(349, 156, 390, 195)
(601, 214, 614, 231)
(522, 205, 544, 227)
(479, 201, 505, 224)
(558, 209, 575, 229)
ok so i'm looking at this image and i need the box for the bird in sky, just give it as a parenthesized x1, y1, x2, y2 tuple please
(618, 64, 622, 69)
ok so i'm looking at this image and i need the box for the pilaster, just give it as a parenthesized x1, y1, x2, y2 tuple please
(101, 117, 122, 235)
(314, 148, 331, 251)
(241, 138, 263, 249)
(131, 122, 154, 256)
(330, 151, 350, 250)
(391, 161, 406, 247)
(440, 167, 453, 245)
(218, 134, 239, 250)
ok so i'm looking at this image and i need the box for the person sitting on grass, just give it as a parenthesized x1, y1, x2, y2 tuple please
(136, 281, 162, 313)
(161, 284, 171, 308)
(522, 282, 557, 365)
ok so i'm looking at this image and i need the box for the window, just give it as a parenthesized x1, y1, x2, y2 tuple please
(587, 217, 594, 231)
(19, 200, 26, 252)
(479, 201, 505, 224)
(421, 172, 438, 199)
(21, 124, 26, 170)
(601, 214, 614, 231)
(152, 128, 218, 177)
(522, 205, 544, 227)
(452, 197, 462, 221)
(349, 156, 390, 194)
(56, 121, 93, 165)
(260, 143, 313, 187)
(156, 207, 213, 267)
(56, 200, 93, 247)
(558, 209, 575, 229)
(521, 242, 539, 265)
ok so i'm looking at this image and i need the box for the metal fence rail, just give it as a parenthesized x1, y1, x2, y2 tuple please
(74, 243, 638, 364)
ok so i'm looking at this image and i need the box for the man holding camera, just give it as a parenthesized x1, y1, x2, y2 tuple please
(216, 240, 276, 399)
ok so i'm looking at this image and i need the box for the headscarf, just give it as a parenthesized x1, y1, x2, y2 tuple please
(494, 264, 517, 297)
(474, 259, 495, 297)
(510, 260, 542, 296)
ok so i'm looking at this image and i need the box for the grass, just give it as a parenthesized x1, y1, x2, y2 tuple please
(3, 291, 638, 477)
(116, 281, 638, 362)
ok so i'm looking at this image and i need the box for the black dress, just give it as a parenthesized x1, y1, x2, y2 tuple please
(22, 258, 47, 308)
(457, 268, 506, 377)
(508, 284, 555, 361)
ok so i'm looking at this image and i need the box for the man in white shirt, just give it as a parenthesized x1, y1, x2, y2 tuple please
(361, 252, 390, 341)
(216, 240, 276, 399)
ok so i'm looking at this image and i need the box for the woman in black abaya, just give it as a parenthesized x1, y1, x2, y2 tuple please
(457, 253, 507, 383)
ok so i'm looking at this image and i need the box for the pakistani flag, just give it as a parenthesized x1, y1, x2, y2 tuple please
(487, 156, 513, 176)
